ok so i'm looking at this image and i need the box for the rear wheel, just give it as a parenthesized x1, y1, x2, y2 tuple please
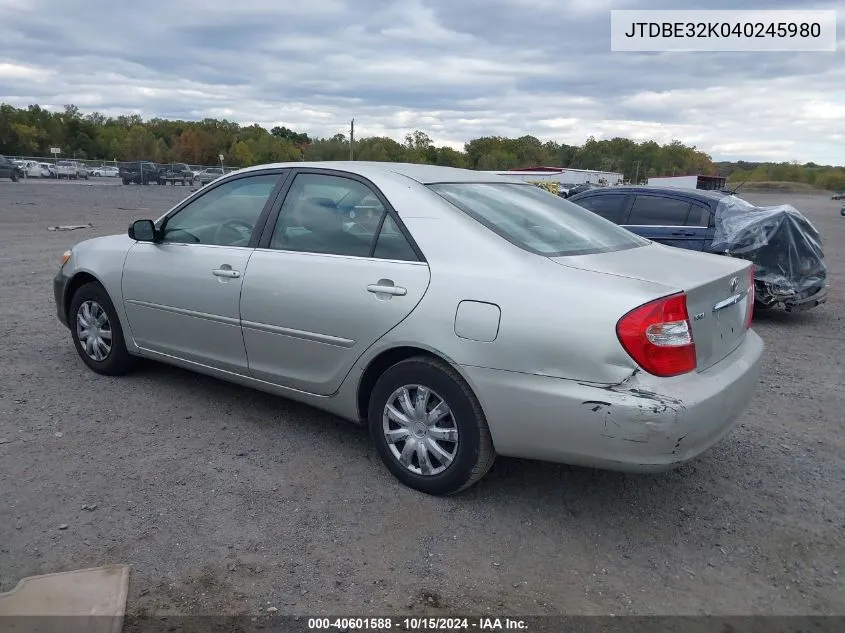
(69, 282, 136, 376)
(10, 171, 18, 182)
(368, 356, 495, 495)
(122, 177, 130, 185)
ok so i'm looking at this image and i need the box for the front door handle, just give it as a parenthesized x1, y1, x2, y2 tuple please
(213, 268, 240, 278)
(367, 282, 407, 296)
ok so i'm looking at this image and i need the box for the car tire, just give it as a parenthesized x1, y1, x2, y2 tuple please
(122, 178, 130, 185)
(368, 356, 496, 495)
(69, 282, 136, 376)
(10, 171, 18, 182)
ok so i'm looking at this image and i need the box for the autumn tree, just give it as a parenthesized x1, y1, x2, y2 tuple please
(0, 102, 842, 188)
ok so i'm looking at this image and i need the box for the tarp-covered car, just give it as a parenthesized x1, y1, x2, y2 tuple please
(568, 186, 828, 313)
(711, 196, 828, 312)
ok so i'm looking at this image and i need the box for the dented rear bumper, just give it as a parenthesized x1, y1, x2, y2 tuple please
(461, 330, 764, 471)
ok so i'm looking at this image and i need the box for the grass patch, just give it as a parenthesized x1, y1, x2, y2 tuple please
(728, 181, 828, 194)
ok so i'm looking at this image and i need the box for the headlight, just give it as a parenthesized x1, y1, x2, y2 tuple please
(60, 250, 72, 267)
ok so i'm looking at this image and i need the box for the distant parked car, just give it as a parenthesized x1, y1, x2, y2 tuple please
(569, 186, 828, 313)
(55, 160, 89, 180)
(16, 160, 44, 178)
(831, 192, 844, 200)
(119, 161, 160, 185)
(0, 155, 24, 181)
(39, 162, 56, 178)
(53, 162, 765, 495)
(92, 166, 119, 177)
(567, 183, 601, 197)
(197, 167, 225, 185)
(157, 162, 195, 186)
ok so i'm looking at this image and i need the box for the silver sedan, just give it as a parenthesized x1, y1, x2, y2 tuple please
(53, 162, 764, 495)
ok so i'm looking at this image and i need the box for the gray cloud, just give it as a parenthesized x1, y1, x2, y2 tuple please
(0, 0, 842, 163)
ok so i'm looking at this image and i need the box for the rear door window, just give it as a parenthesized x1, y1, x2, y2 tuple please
(572, 194, 628, 224)
(627, 195, 693, 226)
(686, 203, 712, 227)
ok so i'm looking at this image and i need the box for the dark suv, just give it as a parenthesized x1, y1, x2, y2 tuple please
(119, 161, 160, 185)
(569, 186, 828, 312)
(157, 162, 195, 186)
(0, 155, 24, 182)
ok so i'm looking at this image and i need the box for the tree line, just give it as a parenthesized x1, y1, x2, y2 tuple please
(1, 103, 842, 189)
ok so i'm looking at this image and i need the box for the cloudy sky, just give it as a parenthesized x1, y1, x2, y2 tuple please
(0, 0, 842, 164)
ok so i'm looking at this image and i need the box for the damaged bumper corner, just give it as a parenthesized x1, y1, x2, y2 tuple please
(461, 330, 764, 472)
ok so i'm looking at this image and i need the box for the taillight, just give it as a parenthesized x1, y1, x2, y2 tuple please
(616, 293, 697, 377)
(745, 264, 755, 329)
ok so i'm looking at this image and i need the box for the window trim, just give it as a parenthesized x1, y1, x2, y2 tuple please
(156, 168, 291, 248)
(258, 168, 426, 262)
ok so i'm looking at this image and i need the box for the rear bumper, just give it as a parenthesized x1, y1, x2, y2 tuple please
(461, 330, 764, 472)
(756, 280, 828, 312)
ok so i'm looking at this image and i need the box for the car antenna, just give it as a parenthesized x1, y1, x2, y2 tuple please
(723, 180, 746, 195)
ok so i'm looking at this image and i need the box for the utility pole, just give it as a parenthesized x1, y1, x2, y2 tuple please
(349, 119, 354, 160)
(634, 161, 640, 184)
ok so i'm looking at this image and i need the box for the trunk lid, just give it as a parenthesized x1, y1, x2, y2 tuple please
(552, 243, 753, 372)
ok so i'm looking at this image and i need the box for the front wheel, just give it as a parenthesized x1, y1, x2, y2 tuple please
(368, 356, 495, 495)
(69, 282, 136, 376)
(10, 171, 18, 182)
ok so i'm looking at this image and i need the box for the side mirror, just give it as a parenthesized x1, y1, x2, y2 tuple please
(128, 219, 157, 242)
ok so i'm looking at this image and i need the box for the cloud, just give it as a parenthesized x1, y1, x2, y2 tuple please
(0, 0, 842, 163)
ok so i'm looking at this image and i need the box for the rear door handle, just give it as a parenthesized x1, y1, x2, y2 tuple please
(367, 284, 407, 296)
(213, 268, 240, 278)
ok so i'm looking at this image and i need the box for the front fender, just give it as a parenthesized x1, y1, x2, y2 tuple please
(60, 235, 138, 352)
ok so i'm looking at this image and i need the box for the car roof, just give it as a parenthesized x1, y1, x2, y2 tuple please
(237, 161, 513, 185)
(573, 185, 729, 202)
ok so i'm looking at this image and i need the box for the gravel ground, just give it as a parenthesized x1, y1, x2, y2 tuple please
(1, 179, 843, 617)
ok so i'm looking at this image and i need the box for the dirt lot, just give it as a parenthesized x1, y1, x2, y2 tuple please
(1, 179, 843, 617)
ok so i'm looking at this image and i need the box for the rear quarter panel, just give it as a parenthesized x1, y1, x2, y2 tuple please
(374, 252, 673, 385)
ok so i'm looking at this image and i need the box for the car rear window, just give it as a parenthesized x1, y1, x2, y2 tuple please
(429, 183, 648, 256)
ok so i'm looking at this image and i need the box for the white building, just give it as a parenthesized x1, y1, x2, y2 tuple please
(482, 167, 624, 186)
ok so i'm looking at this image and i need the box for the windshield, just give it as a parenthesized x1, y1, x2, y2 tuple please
(429, 182, 649, 256)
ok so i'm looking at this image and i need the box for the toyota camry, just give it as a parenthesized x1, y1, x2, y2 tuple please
(54, 162, 764, 495)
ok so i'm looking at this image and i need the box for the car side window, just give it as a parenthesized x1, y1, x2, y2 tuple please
(270, 173, 386, 258)
(627, 195, 692, 226)
(573, 194, 628, 224)
(160, 174, 280, 247)
(373, 214, 418, 261)
(686, 203, 711, 227)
